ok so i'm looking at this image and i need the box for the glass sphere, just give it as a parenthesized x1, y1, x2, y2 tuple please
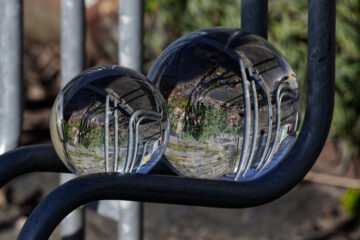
(148, 27, 301, 181)
(50, 66, 170, 176)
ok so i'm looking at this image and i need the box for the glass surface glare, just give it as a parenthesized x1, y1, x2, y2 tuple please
(50, 66, 170, 176)
(148, 28, 301, 181)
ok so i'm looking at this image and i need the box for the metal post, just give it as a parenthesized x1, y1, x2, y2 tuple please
(60, 0, 85, 239)
(61, 0, 85, 88)
(241, 0, 268, 39)
(105, 95, 110, 172)
(119, 0, 143, 72)
(306, 0, 336, 143)
(118, 0, 143, 239)
(0, 0, 23, 155)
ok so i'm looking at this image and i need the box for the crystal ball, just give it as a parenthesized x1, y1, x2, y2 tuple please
(50, 66, 170, 176)
(148, 27, 301, 181)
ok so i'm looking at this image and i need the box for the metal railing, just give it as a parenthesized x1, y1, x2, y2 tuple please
(60, 0, 86, 238)
(0, 0, 335, 239)
(0, 0, 23, 155)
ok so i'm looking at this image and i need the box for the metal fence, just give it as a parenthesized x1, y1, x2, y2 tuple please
(0, 0, 335, 239)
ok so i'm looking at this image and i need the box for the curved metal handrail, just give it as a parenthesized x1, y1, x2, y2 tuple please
(0, 0, 334, 239)
(16, 172, 290, 239)
(0, 144, 175, 189)
(0, 144, 69, 188)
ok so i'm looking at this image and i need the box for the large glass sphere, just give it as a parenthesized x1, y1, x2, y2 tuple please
(50, 66, 170, 176)
(148, 27, 301, 181)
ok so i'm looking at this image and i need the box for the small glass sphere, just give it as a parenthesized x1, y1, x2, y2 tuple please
(50, 66, 170, 176)
(148, 27, 301, 181)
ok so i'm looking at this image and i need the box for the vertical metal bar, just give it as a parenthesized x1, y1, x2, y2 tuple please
(0, 0, 23, 155)
(308, 0, 336, 82)
(139, 141, 149, 166)
(60, 0, 85, 239)
(243, 72, 259, 177)
(257, 85, 295, 172)
(131, 116, 160, 172)
(0, 1, 2, 34)
(119, 0, 143, 72)
(306, 0, 335, 157)
(241, 0, 268, 39)
(119, 200, 143, 240)
(118, 0, 143, 239)
(114, 100, 119, 172)
(126, 114, 135, 172)
(105, 95, 110, 172)
(61, 0, 85, 87)
(253, 79, 272, 173)
(235, 59, 251, 180)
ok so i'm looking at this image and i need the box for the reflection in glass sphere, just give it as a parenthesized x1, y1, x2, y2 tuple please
(50, 66, 169, 176)
(148, 28, 301, 181)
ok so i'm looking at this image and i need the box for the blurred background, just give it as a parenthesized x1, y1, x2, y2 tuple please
(1, 0, 360, 239)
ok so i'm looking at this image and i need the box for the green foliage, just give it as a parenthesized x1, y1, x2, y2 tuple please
(268, 0, 308, 102)
(167, 98, 180, 134)
(85, 126, 105, 149)
(144, 0, 241, 71)
(63, 122, 71, 140)
(144, 0, 360, 152)
(118, 131, 128, 147)
(341, 189, 360, 216)
(332, 0, 360, 158)
(268, 0, 360, 156)
(183, 102, 228, 141)
(168, 98, 239, 142)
